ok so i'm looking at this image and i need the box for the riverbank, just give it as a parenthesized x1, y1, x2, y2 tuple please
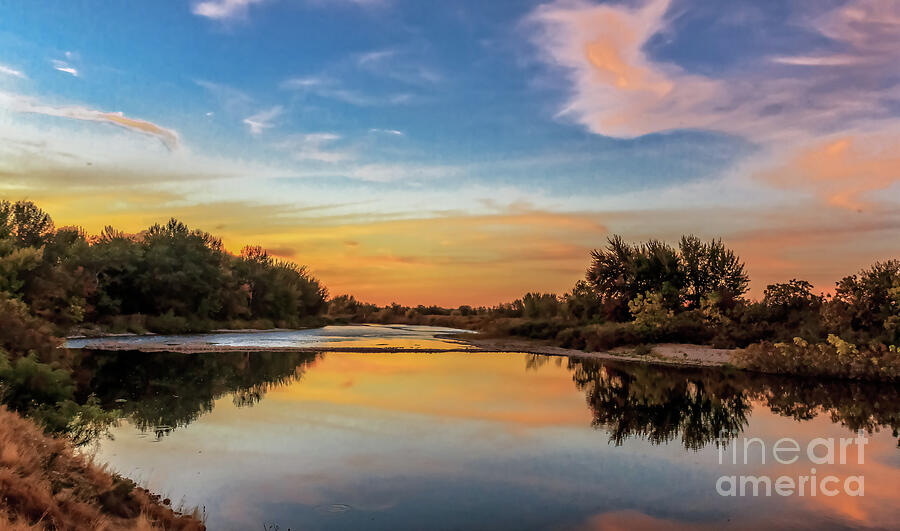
(68, 330, 737, 369)
(0, 407, 204, 530)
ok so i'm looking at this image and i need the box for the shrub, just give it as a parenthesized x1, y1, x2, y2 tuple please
(734, 335, 900, 381)
(581, 323, 641, 351)
(146, 311, 190, 335)
(628, 291, 673, 337)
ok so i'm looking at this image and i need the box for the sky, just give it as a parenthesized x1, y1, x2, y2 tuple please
(0, 0, 899, 306)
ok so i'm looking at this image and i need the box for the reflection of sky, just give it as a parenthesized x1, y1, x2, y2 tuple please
(91, 352, 900, 530)
(66, 324, 474, 350)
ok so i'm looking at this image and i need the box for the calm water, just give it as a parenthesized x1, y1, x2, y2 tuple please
(71, 329, 900, 530)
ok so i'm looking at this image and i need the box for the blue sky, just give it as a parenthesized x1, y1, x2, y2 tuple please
(1, 0, 899, 304)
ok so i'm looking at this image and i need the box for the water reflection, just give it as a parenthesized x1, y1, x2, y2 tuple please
(74, 350, 319, 436)
(527, 355, 900, 449)
(76, 349, 900, 450)
(84, 351, 900, 530)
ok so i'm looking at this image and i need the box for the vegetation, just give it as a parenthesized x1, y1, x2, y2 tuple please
(0, 199, 327, 440)
(332, 235, 900, 381)
(0, 406, 204, 530)
(552, 357, 900, 449)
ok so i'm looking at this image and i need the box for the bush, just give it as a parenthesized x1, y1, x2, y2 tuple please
(508, 319, 568, 340)
(146, 311, 191, 335)
(734, 335, 900, 381)
(556, 327, 587, 350)
(582, 322, 641, 351)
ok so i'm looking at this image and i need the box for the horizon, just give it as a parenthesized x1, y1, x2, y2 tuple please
(2, 0, 899, 306)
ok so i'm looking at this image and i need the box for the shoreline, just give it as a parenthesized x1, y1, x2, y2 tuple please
(68, 334, 737, 369)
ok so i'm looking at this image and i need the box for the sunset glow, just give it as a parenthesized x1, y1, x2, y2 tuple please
(2, 0, 899, 305)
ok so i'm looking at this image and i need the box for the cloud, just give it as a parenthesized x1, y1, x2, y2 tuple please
(243, 106, 283, 134)
(345, 163, 459, 183)
(355, 48, 442, 85)
(274, 132, 349, 162)
(281, 76, 386, 106)
(196, 79, 255, 114)
(759, 131, 900, 211)
(281, 74, 416, 107)
(192, 0, 387, 21)
(528, 0, 900, 141)
(51, 59, 78, 77)
(369, 128, 404, 136)
(527, 0, 900, 215)
(0, 91, 179, 149)
(191, 0, 267, 20)
(0, 64, 26, 79)
(770, 55, 864, 66)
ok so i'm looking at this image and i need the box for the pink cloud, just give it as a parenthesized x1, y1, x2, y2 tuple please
(528, 0, 900, 142)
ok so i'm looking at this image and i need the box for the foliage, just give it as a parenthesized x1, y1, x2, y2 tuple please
(586, 235, 749, 319)
(734, 335, 900, 381)
(628, 291, 673, 336)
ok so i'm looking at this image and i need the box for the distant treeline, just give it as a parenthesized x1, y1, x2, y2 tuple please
(0, 200, 327, 336)
(0, 199, 326, 437)
(331, 235, 900, 381)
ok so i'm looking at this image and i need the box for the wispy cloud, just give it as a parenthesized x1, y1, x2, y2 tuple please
(770, 55, 863, 66)
(243, 106, 283, 135)
(345, 163, 459, 183)
(196, 79, 255, 114)
(356, 48, 441, 85)
(193, 0, 387, 21)
(192, 0, 267, 20)
(369, 128, 404, 136)
(0, 91, 178, 149)
(51, 59, 78, 77)
(274, 132, 349, 162)
(281, 76, 410, 106)
(0, 64, 26, 79)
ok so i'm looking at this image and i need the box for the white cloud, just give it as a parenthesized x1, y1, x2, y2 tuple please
(274, 132, 349, 162)
(192, 0, 267, 20)
(0, 91, 178, 149)
(281, 76, 385, 106)
(51, 59, 78, 77)
(196, 79, 255, 114)
(193, 0, 387, 21)
(355, 47, 442, 85)
(369, 128, 404, 136)
(243, 106, 283, 135)
(770, 55, 863, 66)
(0, 64, 26, 79)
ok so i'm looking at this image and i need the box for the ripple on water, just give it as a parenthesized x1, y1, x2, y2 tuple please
(314, 503, 353, 515)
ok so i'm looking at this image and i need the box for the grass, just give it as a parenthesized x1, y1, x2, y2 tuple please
(0, 406, 204, 530)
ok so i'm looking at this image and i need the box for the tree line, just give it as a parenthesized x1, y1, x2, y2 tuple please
(0, 199, 327, 438)
(0, 200, 327, 336)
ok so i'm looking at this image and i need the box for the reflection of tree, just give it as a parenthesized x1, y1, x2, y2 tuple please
(756, 380, 900, 446)
(561, 358, 900, 449)
(72, 350, 320, 436)
(569, 360, 750, 450)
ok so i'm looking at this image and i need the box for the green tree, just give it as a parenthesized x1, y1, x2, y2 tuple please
(679, 235, 749, 308)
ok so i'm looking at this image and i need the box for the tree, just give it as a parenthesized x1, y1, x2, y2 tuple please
(679, 235, 749, 308)
(587, 236, 682, 319)
(827, 260, 900, 342)
(0, 200, 55, 248)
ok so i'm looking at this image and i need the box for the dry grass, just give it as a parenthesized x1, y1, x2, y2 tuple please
(0, 407, 204, 530)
